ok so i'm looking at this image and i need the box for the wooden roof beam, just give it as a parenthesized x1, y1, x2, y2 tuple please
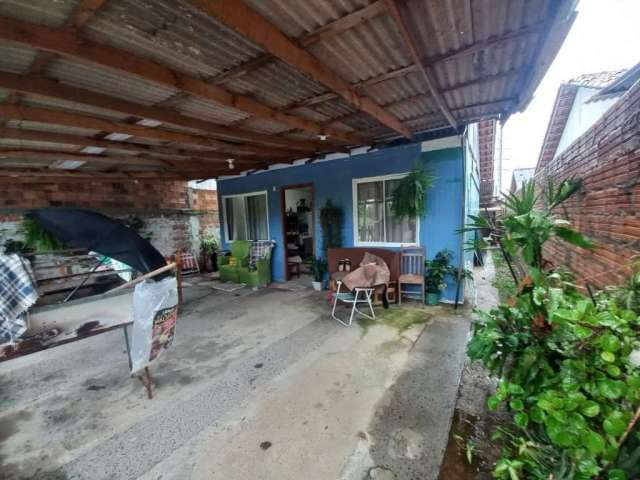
(0, 169, 224, 182)
(67, 0, 109, 30)
(0, 127, 265, 162)
(0, 16, 362, 146)
(189, 1, 411, 139)
(383, 0, 457, 129)
(0, 149, 170, 167)
(0, 105, 299, 159)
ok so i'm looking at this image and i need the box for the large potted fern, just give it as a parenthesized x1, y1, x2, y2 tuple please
(391, 165, 435, 218)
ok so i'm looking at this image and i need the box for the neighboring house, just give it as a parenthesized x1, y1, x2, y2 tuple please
(534, 63, 640, 289)
(217, 126, 483, 302)
(537, 65, 640, 172)
(478, 120, 499, 208)
(510, 168, 535, 193)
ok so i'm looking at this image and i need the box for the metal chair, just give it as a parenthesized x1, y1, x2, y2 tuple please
(331, 281, 375, 327)
(398, 246, 425, 305)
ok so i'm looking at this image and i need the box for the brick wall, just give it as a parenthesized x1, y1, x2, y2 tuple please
(0, 180, 220, 258)
(536, 81, 640, 289)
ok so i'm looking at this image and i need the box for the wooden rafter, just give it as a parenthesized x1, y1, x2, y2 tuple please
(0, 105, 299, 158)
(0, 149, 169, 167)
(383, 0, 457, 129)
(210, 1, 385, 85)
(0, 169, 226, 182)
(0, 127, 271, 162)
(299, 1, 386, 47)
(67, 0, 109, 30)
(189, 0, 411, 139)
(0, 16, 362, 145)
(0, 72, 320, 155)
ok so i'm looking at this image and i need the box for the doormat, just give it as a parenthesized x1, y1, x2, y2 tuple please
(269, 282, 309, 292)
(209, 281, 246, 292)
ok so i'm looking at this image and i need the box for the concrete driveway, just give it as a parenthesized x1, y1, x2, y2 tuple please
(0, 280, 472, 480)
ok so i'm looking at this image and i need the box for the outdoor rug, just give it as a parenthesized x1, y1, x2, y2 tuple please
(208, 280, 246, 292)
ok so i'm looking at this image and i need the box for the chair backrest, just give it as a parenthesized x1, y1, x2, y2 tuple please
(400, 246, 425, 275)
(230, 240, 252, 260)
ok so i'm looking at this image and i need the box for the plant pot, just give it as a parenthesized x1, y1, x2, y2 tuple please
(425, 291, 440, 305)
(211, 251, 218, 272)
(312, 281, 322, 291)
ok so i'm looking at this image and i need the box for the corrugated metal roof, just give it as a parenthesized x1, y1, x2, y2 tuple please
(227, 60, 328, 109)
(0, 0, 576, 179)
(0, 0, 78, 28)
(47, 57, 178, 106)
(83, 0, 264, 79)
(0, 45, 38, 75)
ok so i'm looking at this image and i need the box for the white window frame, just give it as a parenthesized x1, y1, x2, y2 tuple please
(222, 190, 270, 242)
(352, 173, 421, 247)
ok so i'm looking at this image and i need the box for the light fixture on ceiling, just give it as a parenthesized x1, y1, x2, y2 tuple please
(226, 158, 235, 170)
(136, 118, 163, 127)
(104, 132, 133, 142)
(50, 160, 86, 170)
(80, 146, 106, 155)
(318, 134, 328, 141)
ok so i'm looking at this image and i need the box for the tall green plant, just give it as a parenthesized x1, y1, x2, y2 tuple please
(320, 199, 342, 256)
(463, 177, 594, 270)
(391, 166, 435, 218)
(465, 177, 640, 479)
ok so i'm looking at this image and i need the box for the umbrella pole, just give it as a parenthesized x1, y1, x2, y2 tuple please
(63, 257, 108, 303)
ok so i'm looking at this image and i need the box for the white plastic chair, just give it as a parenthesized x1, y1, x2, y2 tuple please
(330, 281, 375, 327)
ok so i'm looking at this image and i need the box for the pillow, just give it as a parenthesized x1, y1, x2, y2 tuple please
(228, 256, 237, 266)
(249, 240, 274, 269)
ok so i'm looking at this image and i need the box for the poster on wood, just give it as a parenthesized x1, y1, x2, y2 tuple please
(130, 276, 178, 373)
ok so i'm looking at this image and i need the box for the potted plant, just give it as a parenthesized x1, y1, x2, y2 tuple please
(310, 257, 327, 291)
(201, 235, 219, 272)
(424, 249, 455, 305)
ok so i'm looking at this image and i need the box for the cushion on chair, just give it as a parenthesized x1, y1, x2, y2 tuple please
(398, 273, 424, 283)
(249, 240, 273, 269)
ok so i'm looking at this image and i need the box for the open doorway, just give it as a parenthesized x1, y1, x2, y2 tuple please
(281, 184, 314, 282)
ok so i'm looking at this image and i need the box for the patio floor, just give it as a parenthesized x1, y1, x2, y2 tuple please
(0, 275, 477, 480)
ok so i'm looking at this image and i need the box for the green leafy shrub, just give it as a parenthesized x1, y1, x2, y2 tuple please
(22, 218, 64, 252)
(465, 178, 640, 479)
(424, 249, 456, 293)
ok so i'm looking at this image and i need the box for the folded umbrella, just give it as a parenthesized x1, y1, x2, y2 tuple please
(27, 209, 168, 277)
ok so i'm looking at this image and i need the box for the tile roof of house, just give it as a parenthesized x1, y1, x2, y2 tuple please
(567, 70, 626, 88)
(511, 167, 535, 192)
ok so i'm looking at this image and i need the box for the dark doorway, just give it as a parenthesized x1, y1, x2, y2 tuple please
(281, 184, 314, 281)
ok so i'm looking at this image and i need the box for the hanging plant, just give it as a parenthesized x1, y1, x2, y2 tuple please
(391, 165, 435, 218)
(320, 199, 342, 256)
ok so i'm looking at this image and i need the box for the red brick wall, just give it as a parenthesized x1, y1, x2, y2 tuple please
(536, 81, 640, 289)
(0, 180, 220, 256)
(0, 180, 189, 210)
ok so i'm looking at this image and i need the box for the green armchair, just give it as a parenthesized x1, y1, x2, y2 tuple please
(218, 240, 251, 283)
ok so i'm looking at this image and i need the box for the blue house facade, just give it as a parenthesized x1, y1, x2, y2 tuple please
(217, 126, 481, 302)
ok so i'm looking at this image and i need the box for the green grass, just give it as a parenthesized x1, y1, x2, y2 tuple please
(490, 248, 517, 302)
(356, 306, 431, 335)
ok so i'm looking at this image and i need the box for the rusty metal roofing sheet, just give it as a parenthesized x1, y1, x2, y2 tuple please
(308, 14, 410, 84)
(82, 0, 264, 79)
(239, 118, 291, 135)
(0, 45, 38, 75)
(227, 60, 328, 109)
(242, 0, 373, 39)
(47, 57, 178, 107)
(0, 0, 78, 28)
(175, 97, 250, 125)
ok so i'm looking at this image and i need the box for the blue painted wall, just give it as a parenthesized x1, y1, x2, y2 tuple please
(217, 140, 468, 301)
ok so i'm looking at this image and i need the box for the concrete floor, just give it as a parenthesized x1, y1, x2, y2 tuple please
(0, 274, 478, 480)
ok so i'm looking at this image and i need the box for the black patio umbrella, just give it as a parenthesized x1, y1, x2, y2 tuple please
(27, 208, 168, 277)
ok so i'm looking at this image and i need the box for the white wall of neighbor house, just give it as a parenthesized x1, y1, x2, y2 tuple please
(555, 86, 620, 156)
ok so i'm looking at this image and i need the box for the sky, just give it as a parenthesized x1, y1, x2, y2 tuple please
(499, 0, 640, 191)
